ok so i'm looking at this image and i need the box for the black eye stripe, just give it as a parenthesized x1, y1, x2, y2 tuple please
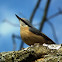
(20, 18, 32, 27)
(15, 14, 33, 28)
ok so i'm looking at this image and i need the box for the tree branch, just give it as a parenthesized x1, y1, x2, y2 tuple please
(34, 10, 62, 26)
(12, 34, 21, 51)
(39, 0, 51, 31)
(30, 0, 41, 23)
(0, 44, 62, 62)
(2, 19, 20, 27)
(19, 41, 24, 50)
(46, 21, 58, 43)
(47, 10, 62, 20)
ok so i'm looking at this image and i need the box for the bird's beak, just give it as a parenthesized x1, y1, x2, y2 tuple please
(15, 14, 27, 24)
(15, 14, 21, 21)
(15, 14, 25, 22)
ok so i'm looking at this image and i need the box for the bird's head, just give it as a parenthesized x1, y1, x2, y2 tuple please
(15, 14, 33, 28)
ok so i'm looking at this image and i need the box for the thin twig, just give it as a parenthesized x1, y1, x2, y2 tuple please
(39, 0, 51, 31)
(12, 34, 21, 51)
(34, 10, 62, 26)
(3, 19, 20, 27)
(30, 0, 41, 23)
(47, 10, 62, 20)
(46, 21, 58, 43)
(20, 41, 24, 50)
(12, 34, 16, 51)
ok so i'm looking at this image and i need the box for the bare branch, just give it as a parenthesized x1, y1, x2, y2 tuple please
(47, 21, 58, 43)
(30, 0, 41, 23)
(34, 10, 62, 26)
(2, 19, 20, 27)
(12, 34, 21, 51)
(39, 0, 51, 31)
(19, 41, 24, 50)
(47, 10, 62, 20)
(12, 34, 16, 51)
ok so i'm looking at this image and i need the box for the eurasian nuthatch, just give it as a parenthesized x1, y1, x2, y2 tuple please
(15, 14, 55, 45)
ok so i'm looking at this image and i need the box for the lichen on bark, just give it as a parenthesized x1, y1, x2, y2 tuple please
(0, 43, 62, 62)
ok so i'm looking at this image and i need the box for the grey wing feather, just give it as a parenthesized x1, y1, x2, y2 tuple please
(29, 27, 55, 43)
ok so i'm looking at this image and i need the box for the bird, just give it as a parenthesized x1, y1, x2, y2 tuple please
(15, 14, 55, 46)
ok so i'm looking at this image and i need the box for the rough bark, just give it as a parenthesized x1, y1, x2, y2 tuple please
(0, 43, 62, 62)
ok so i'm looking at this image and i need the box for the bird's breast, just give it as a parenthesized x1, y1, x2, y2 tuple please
(20, 26, 47, 45)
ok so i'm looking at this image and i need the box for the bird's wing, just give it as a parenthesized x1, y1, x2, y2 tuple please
(29, 27, 55, 44)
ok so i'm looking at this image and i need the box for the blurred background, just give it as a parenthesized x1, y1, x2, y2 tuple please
(0, 0, 62, 52)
